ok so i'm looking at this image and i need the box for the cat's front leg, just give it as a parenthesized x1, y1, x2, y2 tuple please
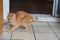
(8, 24, 19, 33)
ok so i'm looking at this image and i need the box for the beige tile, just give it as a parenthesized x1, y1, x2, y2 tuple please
(2, 22, 11, 39)
(11, 39, 24, 40)
(33, 22, 58, 40)
(56, 33, 60, 39)
(13, 26, 33, 33)
(12, 26, 35, 40)
(49, 23, 60, 33)
(3, 22, 10, 32)
(2, 32, 11, 39)
(32, 22, 49, 26)
(35, 33, 58, 40)
(0, 39, 10, 40)
(32, 22, 52, 33)
(48, 22, 60, 39)
(12, 32, 34, 40)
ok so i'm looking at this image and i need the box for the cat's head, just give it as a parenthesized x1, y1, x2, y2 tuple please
(7, 13, 16, 24)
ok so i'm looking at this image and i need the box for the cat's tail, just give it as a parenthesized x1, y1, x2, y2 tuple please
(32, 17, 38, 21)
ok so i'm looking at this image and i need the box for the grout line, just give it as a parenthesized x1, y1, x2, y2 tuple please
(47, 22, 60, 40)
(31, 24, 36, 40)
(10, 31, 13, 40)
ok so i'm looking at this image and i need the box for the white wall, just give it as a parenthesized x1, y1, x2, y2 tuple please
(3, 0, 9, 20)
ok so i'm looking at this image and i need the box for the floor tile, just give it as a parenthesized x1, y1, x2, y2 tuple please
(49, 22, 60, 39)
(3, 22, 11, 32)
(12, 32, 34, 40)
(48, 22, 60, 33)
(3, 22, 60, 40)
(2, 22, 11, 39)
(2, 32, 11, 39)
(11, 39, 24, 40)
(56, 33, 60, 39)
(0, 39, 10, 40)
(32, 22, 58, 40)
(12, 26, 35, 40)
(13, 26, 33, 33)
(35, 33, 58, 40)
(32, 22, 52, 33)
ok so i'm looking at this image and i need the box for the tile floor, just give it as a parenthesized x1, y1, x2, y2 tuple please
(0, 21, 60, 40)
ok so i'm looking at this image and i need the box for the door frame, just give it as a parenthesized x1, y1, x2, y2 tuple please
(52, 0, 59, 17)
(0, 0, 3, 35)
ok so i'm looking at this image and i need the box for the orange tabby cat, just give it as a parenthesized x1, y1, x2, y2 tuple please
(7, 11, 38, 32)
